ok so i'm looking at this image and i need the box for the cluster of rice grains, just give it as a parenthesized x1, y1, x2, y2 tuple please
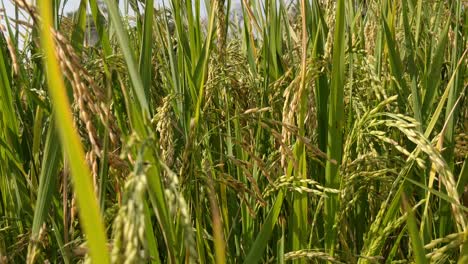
(111, 167, 147, 263)
(0, 22, 19, 75)
(151, 96, 197, 260)
(14, 0, 121, 179)
(152, 95, 175, 167)
(13, 0, 123, 257)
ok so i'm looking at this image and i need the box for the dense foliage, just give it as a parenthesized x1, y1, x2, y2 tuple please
(0, 0, 467, 263)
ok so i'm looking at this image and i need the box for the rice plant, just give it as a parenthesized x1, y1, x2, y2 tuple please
(0, 0, 467, 263)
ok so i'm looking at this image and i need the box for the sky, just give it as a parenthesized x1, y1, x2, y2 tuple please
(1, 0, 251, 34)
(1, 0, 199, 37)
(2, 0, 172, 18)
(1, 0, 291, 23)
(1, 0, 227, 19)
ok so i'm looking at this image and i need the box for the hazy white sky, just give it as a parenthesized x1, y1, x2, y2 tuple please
(1, 0, 247, 34)
(2, 0, 173, 17)
(1, 0, 196, 32)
